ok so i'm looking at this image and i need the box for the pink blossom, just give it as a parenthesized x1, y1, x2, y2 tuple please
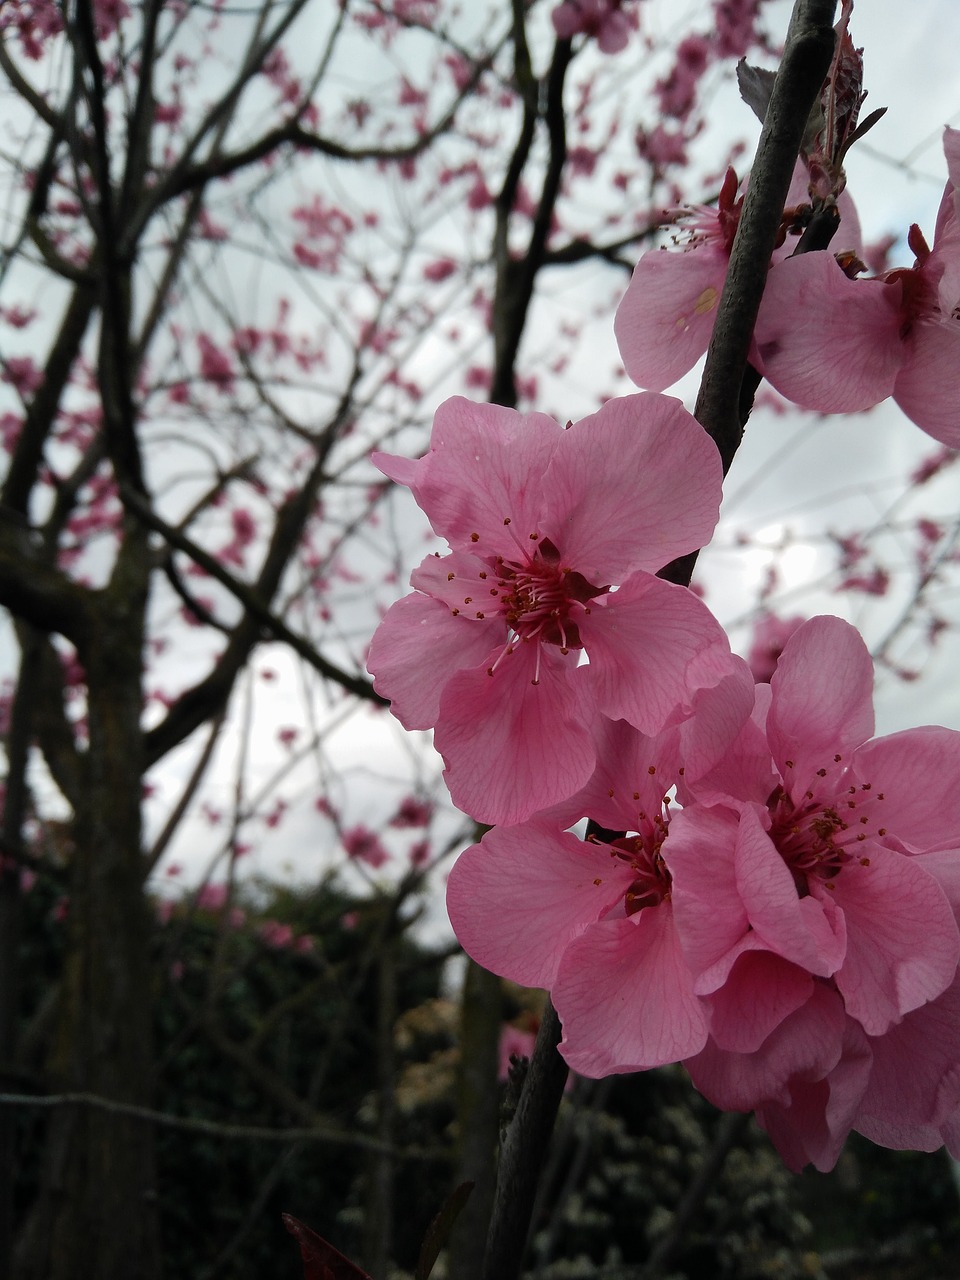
(616, 164, 862, 393)
(498, 1023, 538, 1080)
(197, 335, 235, 392)
(407, 839, 430, 867)
(423, 258, 457, 282)
(389, 796, 433, 828)
(754, 127, 960, 445)
(2, 355, 44, 397)
(551, 0, 637, 54)
(655, 35, 712, 122)
(615, 169, 742, 391)
(746, 611, 805, 683)
(712, 0, 764, 59)
(154, 898, 175, 925)
(448, 690, 753, 1076)
(93, 0, 130, 39)
(342, 824, 390, 868)
(291, 197, 354, 272)
(368, 394, 736, 825)
(670, 616, 960, 1167)
(196, 883, 228, 912)
(259, 919, 294, 949)
(1, 1, 63, 59)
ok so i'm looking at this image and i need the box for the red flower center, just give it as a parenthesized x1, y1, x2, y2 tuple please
(492, 537, 606, 651)
(604, 805, 672, 913)
(767, 760, 888, 895)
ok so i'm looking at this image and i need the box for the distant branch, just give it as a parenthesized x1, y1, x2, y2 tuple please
(1, 283, 98, 516)
(150, 87, 482, 210)
(541, 234, 646, 271)
(0, 1091, 444, 1159)
(122, 485, 383, 764)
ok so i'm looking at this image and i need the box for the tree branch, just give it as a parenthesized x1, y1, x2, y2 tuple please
(694, 0, 838, 474)
(0, 517, 92, 647)
(121, 485, 383, 725)
(0, 1091, 444, 1158)
(481, 1002, 569, 1280)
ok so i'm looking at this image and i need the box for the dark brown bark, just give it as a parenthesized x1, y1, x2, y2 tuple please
(15, 571, 161, 1280)
(447, 961, 503, 1280)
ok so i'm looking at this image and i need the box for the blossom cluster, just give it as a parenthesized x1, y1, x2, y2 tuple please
(367, 113, 960, 1170)
(616, 128, 960, 447)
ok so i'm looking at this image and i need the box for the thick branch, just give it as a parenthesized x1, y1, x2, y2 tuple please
(0, 518, 92, 647)
(28, 637, 86, 812)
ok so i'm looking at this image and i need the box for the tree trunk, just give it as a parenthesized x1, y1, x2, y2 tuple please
(447, 960, 503, 1280)
(15, 578, 161, 1280)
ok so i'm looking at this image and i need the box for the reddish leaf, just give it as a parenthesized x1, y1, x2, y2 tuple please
(282, 1215, 373, 1280)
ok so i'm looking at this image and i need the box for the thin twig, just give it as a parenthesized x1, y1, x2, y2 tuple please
(0, 1091, 444, 1158)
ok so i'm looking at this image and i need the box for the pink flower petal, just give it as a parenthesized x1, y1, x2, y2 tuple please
(614, 244, 729, 391)
(704, 951, 813, 1054)
(372, 450, 419, 490)
(554, 903, 709, 1074)
(411, 548, 503, 614)
(819, 846, 960, 1034)
(677, 658, 758, 785)
(852, 726, 960, 853)
(894, 318, 960, 447)
(857, 981, 960, 1133)
(734, 805, 847, 978)
(767, 616, 875, 796)
(755, 1016, 872, 1172)
(435, 640, 595, 825)
(544, 393, 722, 580)
(412, 397, 563, 551)
(446, 821, 636, 988)
(366, 591, 501, 728)
(538, 717, 681, 834)
(683, 683, 778, 808)
(579, 573, 737, 735)
(754, 253, 904, 412)
(666, 805, 750, 986)
(686, 983, 848, 1114)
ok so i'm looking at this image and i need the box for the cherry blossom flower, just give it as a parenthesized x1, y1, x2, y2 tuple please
(368, 394, 737, 825)
(447, 721, 712, 1075)
(447, 682, 754, 1075)
(669, 615, 960, 1168)
(498, 1023, 538, 1081)
(614, 168, 742, 392)
(753, 127, 960, 445)
(615, 165, 861, 393)
(388, 796, 433, 828)
(342, 824, 391, 869)
(551, 0, 636, 54)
